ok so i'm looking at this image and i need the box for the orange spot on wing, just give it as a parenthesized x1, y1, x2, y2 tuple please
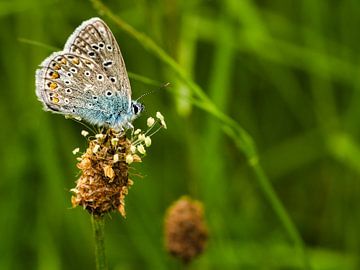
(72, 58, 79, 65)
(51, 97, 59, 104)
(50, 71, 60, 79)
(47, 82, 58, 90)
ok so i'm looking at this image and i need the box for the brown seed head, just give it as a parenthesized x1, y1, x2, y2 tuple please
(164, 196, 208, 264)
(71, 129, 141, 217)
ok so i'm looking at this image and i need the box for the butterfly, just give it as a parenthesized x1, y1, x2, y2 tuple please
(35, 17, 144, 131)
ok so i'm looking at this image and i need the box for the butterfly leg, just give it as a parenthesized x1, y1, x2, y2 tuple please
(127, 122, 134, 131)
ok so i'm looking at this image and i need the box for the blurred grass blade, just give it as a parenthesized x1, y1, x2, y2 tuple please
(18, 38, 59, 51)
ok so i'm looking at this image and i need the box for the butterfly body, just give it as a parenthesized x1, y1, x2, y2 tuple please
(74, 94, 143, 130)
(35, 18, 143, 131)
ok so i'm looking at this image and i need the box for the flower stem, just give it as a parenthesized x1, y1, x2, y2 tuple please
(91, 215, 108, 270)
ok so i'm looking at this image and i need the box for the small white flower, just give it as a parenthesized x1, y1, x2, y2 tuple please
(144, 136, 152, 147)
(125, 154, 134, 164)
(134, 129, 141, 135)
(137, 144, 146, 154)
(72, 147, 80, 155)
(81, 130, 89, 137)
(95, 134, 104, 140)
(156, 111, 164, 121)
(147, 117, 155, 127)
(138, 134, 146, 141)
(113, 154, 119, 163)
(93, 144, 100, 154)
(130, 145, 137, 153)
(111, 138, 119, 146)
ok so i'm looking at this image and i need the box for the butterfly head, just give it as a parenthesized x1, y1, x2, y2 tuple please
(130, 100, 144, 119)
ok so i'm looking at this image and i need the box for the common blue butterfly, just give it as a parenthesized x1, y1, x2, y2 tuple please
(35, 17, 144, 131)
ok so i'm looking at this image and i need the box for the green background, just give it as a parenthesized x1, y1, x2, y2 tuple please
(1, 0, 360, 269)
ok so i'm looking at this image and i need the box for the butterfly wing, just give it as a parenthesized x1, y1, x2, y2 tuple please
(63, 17, 132, 101)
(35, 52, 118, 122)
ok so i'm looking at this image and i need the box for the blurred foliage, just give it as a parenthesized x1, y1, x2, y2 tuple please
(0, 0, 360, 269)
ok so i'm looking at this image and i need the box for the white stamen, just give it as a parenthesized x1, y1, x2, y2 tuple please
(160, 119, 167, 129)
(156, 111, 164, 121)
(93, 144, 100, 153)
(137, 144, 146, 154)
(72, 147, 80, 155)
(156, 112, 167, 129)
(145, 136, 152, 147)
(95, 134, 104, 140)
(138, 134, 146, 141)
(147, 117, 155, 127)
(134, 129, 141, 135)
(111, 138, 119, 146)
(130, 145, 136, 153)
(125, 154, 134, 164)
(81, 130, 89, 137)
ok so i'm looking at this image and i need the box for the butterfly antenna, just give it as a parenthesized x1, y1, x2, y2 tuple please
(136, 82, 171, 102)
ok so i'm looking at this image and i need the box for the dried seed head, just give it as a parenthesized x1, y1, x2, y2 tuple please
(71, 112, 166, 217)
(71, 129, 142, 217)
(164, 196, 208, 264)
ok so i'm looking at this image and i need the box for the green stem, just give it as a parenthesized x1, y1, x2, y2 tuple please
(91, 215, 108, 270)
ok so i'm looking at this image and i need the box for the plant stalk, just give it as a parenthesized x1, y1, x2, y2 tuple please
(91, 215, 108, 270)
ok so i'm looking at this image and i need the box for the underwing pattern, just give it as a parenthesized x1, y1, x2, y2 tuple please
(35, 17, 144, 130)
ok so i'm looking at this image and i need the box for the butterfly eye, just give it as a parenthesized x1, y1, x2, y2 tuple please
(109, 77, 116, 83)
(132, 103, 143, 115)
(98, 42, 104, 48)
(106, 45, 113, 51)
(105, 91, 113, 97)
(84, 71, 91, 77)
